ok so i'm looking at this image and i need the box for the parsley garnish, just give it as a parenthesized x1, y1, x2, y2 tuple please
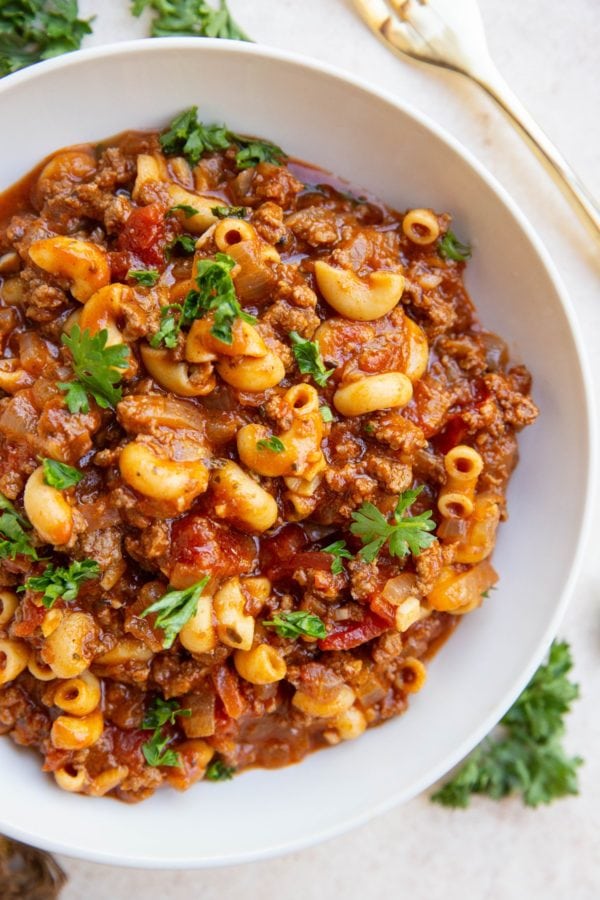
(132, 0, 250, 42)
(319, 405, 333, 423)
(141, 576, 210, 649)
(350, 487, 437, 563)
(205, 758, 236, 781)
(158, 106, 231, 165)
(438, 230, 472, 262)
(23, 559, 100, 609)
(128, 268, 160, 286)
(166, 234, 197, 257)
(141, 697, 191, 769)
(211, 205, 247, 219)
(150, 304, 182, 350)
(41, 458, 83, 490)
(0, 1, 93, 78)
(166, 204, 199, 218)
(257, 436, 285, 453)
(58, 326, 129, 413)
(158, 107, 287, 171)
(183, 253, 256, 345)
(322, 540, 353, 576)
(234, 140, 286, 170)
(289, 331, 334, 387)
(263, 610, 327, 640)
(143, 697, 191, 730)
(0, 495, 37, 561)
(432, 641, 582, 808)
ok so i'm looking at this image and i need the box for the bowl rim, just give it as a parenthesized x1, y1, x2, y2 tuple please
(0, 36, 595, 868)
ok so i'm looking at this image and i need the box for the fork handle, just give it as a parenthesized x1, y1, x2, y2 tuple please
(473, 66, 600, 236)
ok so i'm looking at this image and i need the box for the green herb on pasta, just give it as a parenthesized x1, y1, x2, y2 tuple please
(41, 458, 83, 490)
(350, 487, 437, 563)
(141, 576, 210, 649)
(263, 610, 327, 640)
(23, 559, 100, 609)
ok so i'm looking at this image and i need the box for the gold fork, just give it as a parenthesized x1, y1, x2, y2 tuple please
(354, 0, 600, 236)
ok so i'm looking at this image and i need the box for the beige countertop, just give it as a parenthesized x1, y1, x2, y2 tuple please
(43, 0, 600, 896)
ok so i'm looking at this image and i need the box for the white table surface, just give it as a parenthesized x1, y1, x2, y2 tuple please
(35, 0, 600, 896)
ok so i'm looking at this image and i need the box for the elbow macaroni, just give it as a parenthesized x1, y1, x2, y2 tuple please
(437, 444, 484, 519)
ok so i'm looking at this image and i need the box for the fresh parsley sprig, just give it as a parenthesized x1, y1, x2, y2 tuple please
(0, 1, 93, 78)
(289, 331, 334, 387)
(205, 758, 236, 781)
(41, 458, 83, 490)
(23, 559, 100, 609)
(257, 436, 285, 453)
(211, 205, 247, 219)
(322, 540, 353, 576)
(438, 229, 472, 262)
(128, 268, 160, 286)
(132, 0, 250, 42)
(183, 253, 256, 345)
(150, 304, 183, 350)
(141, 576, 210, 649)
(158, 107, 287, 171)
(432, 641, 582, 808)
(58, 326, 130, 414)
(141, 697, 191, 769)
(166, 204, 199, 218)
(0, 494, 37, 561)
(350, 487, 437, 563)
(166, 234, 197, 257)
(263, 610, 327, 640)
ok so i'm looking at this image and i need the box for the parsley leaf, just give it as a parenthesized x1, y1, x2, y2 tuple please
(350, 487, 437, 563)
(432, 641, 582, 808)
(141, 696, 191, 768)
(141, 576, 210, 649)
(438, 230, 472, 262)
(128, 268, 160, 286)
(289, 331, 334, 387)
(0, 1, 93, 78)
(319, 405, 333, 423)
(143, 697, 191, 730)
(41, 458, 83, 490)
(234, 139, 286, 170)
(182, 252, 256, 345)
(58, 326, 129, 413)
(158, 107, 287, 171)
(166, 234, 197, 257)
(263, 610, 327, 640)
(158, 106, 231, 165)
(132, 0, 250, 42)
(166, 204, 199, 218)
(0, 492, 28, 529)
(150, 304, 183, 350)
(322, 540, 353, 576)
(257, 436, 285, 453)
(211, 205, 247, 219)
(0, 509, 37, 561)
(23, 559, 100, 609)
(205, 758, 236, 781)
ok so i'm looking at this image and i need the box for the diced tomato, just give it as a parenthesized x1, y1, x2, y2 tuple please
(108, 250, 134, 282)
(12, 598, 46, 637)
(259, 524, 310, 580)
(433, 414, 467, 455)
(318, 610, 390, 651)
(368, 594, 397, 626)
(117, 202, 167, 268)
(168, 515, 256, 588)
(212, 665, 246, 720)
(266, 551, 333, 583)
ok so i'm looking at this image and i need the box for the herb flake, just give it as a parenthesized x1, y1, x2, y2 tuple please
(141, 576, 210, 649)
(263, 610, 327, 640)
(438, 230, 472, 262)
(289, 331, 334, 387)
(58, 326, 129, 413)
(350, 487, 437, 563)
(41, 458, 83, 490)
(23, 559, 100, 609)
(322, 540, 353, 576)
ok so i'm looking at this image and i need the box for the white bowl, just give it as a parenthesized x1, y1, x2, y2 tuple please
(0, 38, 593, 868)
